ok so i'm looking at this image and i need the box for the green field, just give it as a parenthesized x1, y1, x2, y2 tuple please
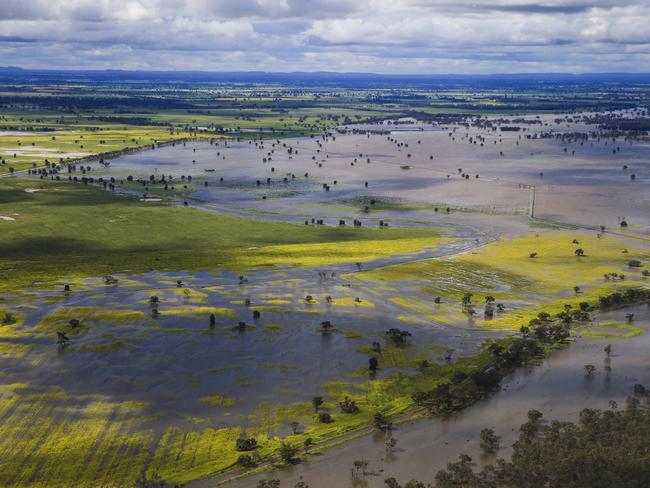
(0, 177, 446, 291)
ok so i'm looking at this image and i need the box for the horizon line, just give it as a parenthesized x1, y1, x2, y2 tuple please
(3, 67, 650, 77)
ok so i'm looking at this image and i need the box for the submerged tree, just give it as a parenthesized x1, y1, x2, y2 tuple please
(312, 396, 323, 412)
(479, 428, 500, 453)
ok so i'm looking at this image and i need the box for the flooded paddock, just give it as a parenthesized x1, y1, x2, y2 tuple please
(214, 304, 650, 488)
(72, 111, 650, 235)
(6, 109, 650, 487)
(2, 251, 504, 431)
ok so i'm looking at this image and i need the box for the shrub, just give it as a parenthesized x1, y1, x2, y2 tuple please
(385, 328, 412, 346)
(236, 437, 258, 451)
(339, 397, 360, 414)
(318, 412, 333, 423)
(237, 454, 256, 467)
(278, 440, 299, 464)
(1, 312, 16, 325)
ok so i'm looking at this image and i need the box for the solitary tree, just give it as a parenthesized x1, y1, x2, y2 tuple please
(312, 396, 323, 412)
(479, 428, 500, 453)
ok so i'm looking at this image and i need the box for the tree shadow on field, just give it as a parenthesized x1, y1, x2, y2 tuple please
(0, 236, 111, 258)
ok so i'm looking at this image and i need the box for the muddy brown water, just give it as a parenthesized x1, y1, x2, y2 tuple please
(197, 305, 650, 488)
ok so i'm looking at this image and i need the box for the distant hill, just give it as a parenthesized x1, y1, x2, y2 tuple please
(1, 67, 650, 88)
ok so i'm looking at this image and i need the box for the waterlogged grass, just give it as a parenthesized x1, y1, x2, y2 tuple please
(472, 282, 636, 330)
(3, 178, 647, 486)
(389, 296, 455, 324)
(37, 307, 145, 331)
(0, 307, 32, 359)
(332, 297, 375, 308)
(200, 395, 239, 408)
(458, 232, 646, 294)
(0, 124, 192, 174)
(0, 293, 644, 487)
(0, 384, 154, 488)
(158, 306, 235, 318)
(0, 178, 447, 291)
(174, 287, 209, 301)
(227, 237, 452, 269)
(76, 341, 126, 353)
(576, 321, 644, 338)
(0, 369, 426, 487)
(356, 231, 648, 331)
(0, 306, 24, 344)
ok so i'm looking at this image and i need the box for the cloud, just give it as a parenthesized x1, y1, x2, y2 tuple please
(0, 0, 649, 72)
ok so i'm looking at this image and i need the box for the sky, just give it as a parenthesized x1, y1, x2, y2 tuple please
(1, 0, 650, 73)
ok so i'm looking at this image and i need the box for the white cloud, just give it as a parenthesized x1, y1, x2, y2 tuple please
(0, 0, 649, 72)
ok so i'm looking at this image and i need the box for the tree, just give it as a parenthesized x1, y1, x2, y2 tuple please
(386, 328, 412, 346)
(257, 480, 280, 488)
(403, 482, 425, 488)
(433, 402, 650, 486)
(384, 478, 401, 488)
(479, 428, 500, 453)
(373, 412, 392, 431)
(434, 454, 481, 487)
(527, 409, 543, 423)
(369, 356, 379, 371)
(312, 396, 323, 412)
(352, 460, 369, 479)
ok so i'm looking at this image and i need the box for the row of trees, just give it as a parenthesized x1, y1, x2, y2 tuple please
(412, 288, 650, 415)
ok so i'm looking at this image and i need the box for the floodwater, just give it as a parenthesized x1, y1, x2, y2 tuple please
(84, 111, 650, 235)
(2, 238, 503, 431)
(9, 110, 650, 486)
(203, 304, 650, 488)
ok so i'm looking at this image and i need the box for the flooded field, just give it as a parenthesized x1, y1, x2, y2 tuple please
(80, 111, 650, 234)
(226, 304, 650, 488)
(2, 110, 649, 488)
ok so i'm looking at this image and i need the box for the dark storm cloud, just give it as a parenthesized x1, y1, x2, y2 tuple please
(0, 1, 648, 73)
